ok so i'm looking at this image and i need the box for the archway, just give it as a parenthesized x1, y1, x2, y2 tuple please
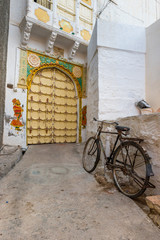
(27, 67, 78, 144)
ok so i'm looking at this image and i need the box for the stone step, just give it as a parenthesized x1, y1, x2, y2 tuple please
(146, 195, 160, 227)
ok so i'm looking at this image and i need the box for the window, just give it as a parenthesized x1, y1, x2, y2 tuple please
(34, 0, 53, 10)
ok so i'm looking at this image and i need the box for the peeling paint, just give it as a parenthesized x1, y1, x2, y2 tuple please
(8, 131, 17, 137)
(5, 114, 13, 124)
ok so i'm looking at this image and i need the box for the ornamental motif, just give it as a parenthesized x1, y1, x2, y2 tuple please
(82, 0, 92, 6)
(10, 99, 24, 132)
(73, 66, 82, 78)
(35, 8, 50, 23)
(81, 29, 91, 41)
(28, 54, 41, 68)
(59, 19, 73, 33)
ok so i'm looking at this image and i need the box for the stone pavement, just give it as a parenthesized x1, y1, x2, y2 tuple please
(0, 145, 22, 179)
(0, 144, 160, 240)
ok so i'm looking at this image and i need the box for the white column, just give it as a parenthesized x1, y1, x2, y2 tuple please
(27, 0, 33, 18)
(75, 0, 81, 35)
(53, 0, 58, 27)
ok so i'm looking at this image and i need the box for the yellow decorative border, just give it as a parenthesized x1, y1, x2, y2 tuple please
(27, 63, 82, 98)
(27, 63, 82, 143)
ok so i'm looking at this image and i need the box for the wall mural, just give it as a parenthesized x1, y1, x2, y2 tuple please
(10, 98, 24, 132)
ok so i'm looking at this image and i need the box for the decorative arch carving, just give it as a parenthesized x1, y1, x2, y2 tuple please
(27, 63, 82, 98)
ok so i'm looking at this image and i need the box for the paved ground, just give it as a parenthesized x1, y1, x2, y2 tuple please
(0, 145, 22, 179)
(0, 144, 160, 240)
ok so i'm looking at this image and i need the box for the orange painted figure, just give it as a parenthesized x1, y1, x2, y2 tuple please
(11, 98, 24, 131)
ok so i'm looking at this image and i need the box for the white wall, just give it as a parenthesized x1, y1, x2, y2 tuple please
(98, 47, 145, 120)
(87, 19, 146, 129)
(10, 0, 27, 24)
(97, 0, 160, 27)
(87, 51, 99, 136)
(146, 19, 160, 111)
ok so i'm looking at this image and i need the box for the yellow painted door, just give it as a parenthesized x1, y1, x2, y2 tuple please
(27, 68, 77, 144)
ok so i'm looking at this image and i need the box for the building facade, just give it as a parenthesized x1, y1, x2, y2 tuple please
(3, 0, 98, 149)
(3, 0, 160, 149)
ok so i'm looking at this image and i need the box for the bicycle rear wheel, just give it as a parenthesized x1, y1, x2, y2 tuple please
(82, 137, 100, 173)
(112, 141, 149, 198)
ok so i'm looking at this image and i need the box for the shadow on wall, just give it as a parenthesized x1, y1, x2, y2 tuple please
(118, 113, 160, 196)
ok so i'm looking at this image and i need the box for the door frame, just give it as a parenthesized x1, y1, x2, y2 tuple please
(27, 63, 82, 144)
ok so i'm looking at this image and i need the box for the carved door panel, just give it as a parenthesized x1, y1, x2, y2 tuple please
(27, 68, 77, 144)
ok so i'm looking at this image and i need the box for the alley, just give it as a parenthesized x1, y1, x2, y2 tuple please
(0, 144, 160, 240)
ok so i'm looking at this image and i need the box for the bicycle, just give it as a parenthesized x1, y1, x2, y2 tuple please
(82, 118, 155, 198)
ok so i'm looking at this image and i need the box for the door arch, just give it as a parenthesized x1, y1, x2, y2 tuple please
(27, 67, 78, 144)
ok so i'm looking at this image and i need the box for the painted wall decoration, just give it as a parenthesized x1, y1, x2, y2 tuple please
(10, 99, 24, 132)
(73, 66, 82, 78)
(82, 0, 92, 6)
(81, 29, 91, 41)
(82, 105, 87, 128)
(59, 19, 73, 33)
(28, 53, 41, 67)
(26, 50, 84, 97)
(18, 50, 28, 89)
(35, 7, 50, 23)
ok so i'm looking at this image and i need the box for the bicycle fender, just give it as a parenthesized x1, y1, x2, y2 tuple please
(146, 163, 154, 177)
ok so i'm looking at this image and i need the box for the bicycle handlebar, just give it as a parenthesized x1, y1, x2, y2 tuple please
(93, 117, 118, 126)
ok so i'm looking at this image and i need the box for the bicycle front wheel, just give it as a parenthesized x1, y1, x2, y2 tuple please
(82, 137, 100, 173)
(112, 141, 149, 198)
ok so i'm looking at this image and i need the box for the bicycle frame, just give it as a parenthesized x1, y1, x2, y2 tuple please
(95, 122, 144, 165)
(96, 129, 120, 164)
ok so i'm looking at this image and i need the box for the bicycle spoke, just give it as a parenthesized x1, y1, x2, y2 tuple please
(82, 137, 100, 173)
(131, 175, 145, 188)
(124, 145, 134, 168)
(134, 161, 145, 168)
(113, 141, 149, 198)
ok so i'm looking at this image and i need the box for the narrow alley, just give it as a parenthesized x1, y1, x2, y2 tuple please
(0, 144, 160, 240)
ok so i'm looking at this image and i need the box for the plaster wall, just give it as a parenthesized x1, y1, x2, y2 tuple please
(146, 19, 160, 111)
(87, 51, 99, 137)
(118, 113, 160, 195)
(3, 24, 27, 148)
(10, 0, 27, 25)
(87, 19, 146, 125)
(97, 0, 160, 27)
(98, 47, 145, 121)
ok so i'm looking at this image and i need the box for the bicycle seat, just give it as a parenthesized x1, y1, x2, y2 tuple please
(115, 126, 130, 132)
